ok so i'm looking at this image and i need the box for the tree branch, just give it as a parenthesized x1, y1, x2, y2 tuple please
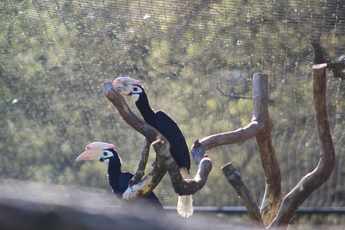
(130, 138, 151, 185)
(252, 74, 281, 225)
(101, 82, 167, 201)
(222, 163, 264, 227)
(191, 73, 280, 225)
(269, 63, 335, 227)
(152, 140, 212, 195)
(191, 122, 260, 164)
(101, 82, 167, 143)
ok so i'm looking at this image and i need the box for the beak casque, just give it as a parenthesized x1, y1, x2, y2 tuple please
(113, 77, 140, 85)
(76, 142, 115, 162)
(75, 148, 103, 162)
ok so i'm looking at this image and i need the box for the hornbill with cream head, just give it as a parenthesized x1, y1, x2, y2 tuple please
(113, 77, 193, 218)
(76, 142, 165, 217)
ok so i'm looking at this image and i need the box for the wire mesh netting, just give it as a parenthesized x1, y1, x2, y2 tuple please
(1, 0, 345, 208)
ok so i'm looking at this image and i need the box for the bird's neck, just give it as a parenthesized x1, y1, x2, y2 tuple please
(107, 158, 123, 197)
(135, 91, 156, 125)
(107, 158, 122, 179)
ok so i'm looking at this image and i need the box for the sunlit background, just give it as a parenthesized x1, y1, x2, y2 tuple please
(1, 0, 344, 216)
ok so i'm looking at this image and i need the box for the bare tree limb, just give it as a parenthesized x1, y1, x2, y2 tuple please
(252, 74, 281, 225)
(269, 63, 335, 228)
(222, 163, 264, 228)
(152, 140, 212, 195)
(191, 122, 260, 164)
(191, 73, 280, 225)
(130, 138, 151, 185)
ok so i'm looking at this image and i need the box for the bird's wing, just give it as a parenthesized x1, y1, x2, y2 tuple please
(118, 172, 134, 193)
(155, 111, 191, 171)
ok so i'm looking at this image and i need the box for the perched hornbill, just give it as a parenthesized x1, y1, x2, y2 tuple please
(76, 142, 165, 217)
(113, 77, 193, 218)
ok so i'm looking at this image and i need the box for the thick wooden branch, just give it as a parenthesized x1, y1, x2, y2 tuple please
(130, 138, 150, 185)
(101, 82, 212, 200)
(101, 82, 167, 201)
(222, 163, 264, 228)
(270, 63, 335, 227)
(191, 122, 260, 164)
(191, 73, 280, 225)
(101, 82, 167, 144)
(253, 74, 281, 225)
(152, 140, 212, 195)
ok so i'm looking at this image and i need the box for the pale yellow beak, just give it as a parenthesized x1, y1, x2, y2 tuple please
(75, 148, 103, 162)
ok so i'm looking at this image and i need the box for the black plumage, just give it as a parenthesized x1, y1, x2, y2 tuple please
(106, 148, 164, 209)
(113, 77, 194, 217)
(134, 86, 191, 172)
(76, 142, 165, 217)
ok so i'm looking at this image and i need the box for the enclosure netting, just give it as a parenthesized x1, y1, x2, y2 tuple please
(1, 0, 345, 208)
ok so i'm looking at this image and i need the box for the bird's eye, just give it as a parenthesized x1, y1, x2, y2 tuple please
(103, 151, 108, 156)
(133, 87, 139, 92)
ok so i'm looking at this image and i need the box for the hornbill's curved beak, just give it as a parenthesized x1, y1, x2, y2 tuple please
(75, 148, 103, 162)
(76, 142, 115, 161)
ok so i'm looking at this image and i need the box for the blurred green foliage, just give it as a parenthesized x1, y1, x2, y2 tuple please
(1, 0, 345, 208)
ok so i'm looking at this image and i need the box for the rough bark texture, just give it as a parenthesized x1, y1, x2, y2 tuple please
(252, 74, 281, 225)
(191, 122, 260, 164)
(191, 73, 280, 226)
(153, 140, 212, 195)
(131, 138, 150, 185)
(269, 63, 335, 228)
(222, 163, 264, 227)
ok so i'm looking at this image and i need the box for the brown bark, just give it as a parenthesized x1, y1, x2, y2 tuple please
(191, 73, 281, 225)
(191, 122, 260, 164)
(222, 163, 264, 227)
(152, 140, 212, 195)
(269, 63, 335, 228)
(130, 138, 150, 185)
(253, 74, 281, 225)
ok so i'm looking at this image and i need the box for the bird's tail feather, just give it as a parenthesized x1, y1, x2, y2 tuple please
(177, 167, 193, 218)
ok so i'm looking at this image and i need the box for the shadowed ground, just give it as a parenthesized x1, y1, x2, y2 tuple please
(0, 179, 343, 230)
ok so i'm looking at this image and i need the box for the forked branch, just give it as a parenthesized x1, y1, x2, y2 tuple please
(269, 63, 335, 227)
(191, 73, 281, 225)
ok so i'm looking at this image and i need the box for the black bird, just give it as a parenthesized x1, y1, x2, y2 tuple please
(76, 142, 164, 217)
(113, 77, 193, 218)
